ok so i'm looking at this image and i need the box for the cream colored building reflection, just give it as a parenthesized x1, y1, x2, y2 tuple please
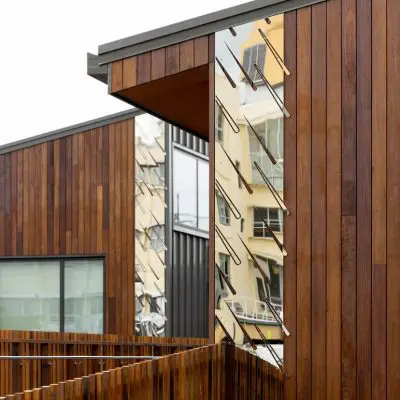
(134, 115, 167, 336)
(214, 15, 285, 343)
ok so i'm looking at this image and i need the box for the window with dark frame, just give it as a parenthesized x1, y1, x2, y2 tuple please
(215, 106, 224, 143)
(0, 257, 104, 334)
(242, 44, 267, 82)
(216, 193, 230, 225)
(253, 207, 283, 237)
(219, 253, 230, 278)
(256, 277, 267, 302)
(268, 259, 282, 305)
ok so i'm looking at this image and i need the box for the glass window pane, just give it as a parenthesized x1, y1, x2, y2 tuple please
(198, 159, 209, 231)
(173, 149, 197, 228)
(64, 259, 103, 333)
(0, 261, 60, 331)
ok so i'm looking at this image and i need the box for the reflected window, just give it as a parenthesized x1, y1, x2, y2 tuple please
(248, 118, 284, 189)
(151, 163, 165, 186)
(219, 253, 230, 279)
(242, 44, 266, 82)
(149, 225, 165, 252)
(216, 106, 224, 143)
(216, 193, 230, 225)
(173, 147, 209, 232)
(256, 277, 267, 302)
(268, 260, 282, 306)
(253, 207, 283, 237)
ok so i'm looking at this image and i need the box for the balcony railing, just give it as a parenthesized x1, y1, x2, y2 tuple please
(225, 296, 283, 324)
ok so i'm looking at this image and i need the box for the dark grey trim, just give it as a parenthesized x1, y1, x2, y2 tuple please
(87, 53, 108, 84)
(92, 0, 326, 66)
(0, 109, 144, 155)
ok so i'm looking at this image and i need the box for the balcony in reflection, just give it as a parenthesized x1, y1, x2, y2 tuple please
(214, 14, 285, 347)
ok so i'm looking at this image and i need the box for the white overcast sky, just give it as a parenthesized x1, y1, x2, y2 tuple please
(0, 0, 245, 146)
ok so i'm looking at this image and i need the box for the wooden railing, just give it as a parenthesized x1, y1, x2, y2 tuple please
(0, 330, 208, 397)
(0, 343, 284, 399)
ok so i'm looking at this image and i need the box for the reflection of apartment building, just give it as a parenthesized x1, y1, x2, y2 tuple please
(214, 16, 285, 342)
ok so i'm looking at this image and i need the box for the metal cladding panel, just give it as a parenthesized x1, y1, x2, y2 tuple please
(165, 125, 209, 338)
(172, 127, 209, 157)
(170, 230, 209, 338)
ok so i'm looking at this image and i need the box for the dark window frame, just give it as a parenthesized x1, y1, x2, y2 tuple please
(0, 255, 106, 334)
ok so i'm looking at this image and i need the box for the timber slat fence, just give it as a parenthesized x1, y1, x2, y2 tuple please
(0, 330, 207, 396)
(0, 344, 283, 399)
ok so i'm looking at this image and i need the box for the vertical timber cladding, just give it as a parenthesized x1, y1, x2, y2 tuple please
(0, 120, 135, 335)
(284, 0, 399, 399)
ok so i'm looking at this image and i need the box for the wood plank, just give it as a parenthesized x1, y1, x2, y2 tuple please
(283, 10, 297, 400)
(341, 216, 357, 399)
(341, 0, 357, 396)
(11, 152, 18, 255)
(166, 44, 180, 76)
(90, 130, 97, 253)
(179, 40, 195, 71)
(114, 123, 122, 333)
(311, 3, 327, 398)
(126, 120, 134, 335)
(356, 0, 372, 398)
(194, 37, 209, 67)
(387, 0, 400, 395)
(41, 144, 48, 256)
(65, 136, 73, 253)
(120, 121, 128, 334)
(16, 150, 23, 254)
(111, 60, 123, 92)
(371, 0, 387, 397)
(59, 139, 66, 254)
(122, 57, 137, 89)
(326, 1, 342, 398)
(78, 133, 85, 254)
(151, 48, 166, 80)
(47, 142, 54, 255)
(296, 7, 311, 399)
(96, 130, 103, 254)
(22, 149, 29, 254)
(137, 53, 151, 85)
(372, 264, 387, 399)
(84, 131, 92, 254)
(0, 156, 5, 256)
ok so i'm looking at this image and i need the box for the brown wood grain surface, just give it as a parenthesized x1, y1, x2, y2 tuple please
(0, 332, 208, 397)
(283, 10, 297, 400)
(0, 121, 135, 336)
(284, 0, 397, 397)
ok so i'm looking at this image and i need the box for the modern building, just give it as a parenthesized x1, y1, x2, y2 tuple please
(1, 0, 399, 398)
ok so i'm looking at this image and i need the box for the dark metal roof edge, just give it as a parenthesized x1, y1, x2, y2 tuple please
(87, 52, 108, 84)
(0, 108, 144, 155)
(94, 0, 325, 66)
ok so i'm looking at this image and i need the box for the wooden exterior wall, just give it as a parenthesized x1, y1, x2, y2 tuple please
(0, 331, 207, 396)
(0, 120, 135, 335)
(284, 0, 399, 398)
(110, 36, 213, 92)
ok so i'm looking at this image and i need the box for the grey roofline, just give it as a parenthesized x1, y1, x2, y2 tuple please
(90, 0, 325, 68)
(0, 108, 144, 155)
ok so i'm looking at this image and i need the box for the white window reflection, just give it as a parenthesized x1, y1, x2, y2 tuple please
(173, 148, 209, 232)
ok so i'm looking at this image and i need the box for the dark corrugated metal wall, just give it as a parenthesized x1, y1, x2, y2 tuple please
(165, 125, 209, 338)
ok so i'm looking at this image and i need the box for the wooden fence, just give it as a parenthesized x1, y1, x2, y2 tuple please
(0, 344, 283, 399)
(0, 331, 208, 396)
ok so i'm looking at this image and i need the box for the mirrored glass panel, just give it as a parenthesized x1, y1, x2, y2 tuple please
(214, 14, 288, 365)
(135, 114, 167, 336)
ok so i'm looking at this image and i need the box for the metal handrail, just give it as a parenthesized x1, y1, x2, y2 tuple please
(0, 355, 159, 360)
